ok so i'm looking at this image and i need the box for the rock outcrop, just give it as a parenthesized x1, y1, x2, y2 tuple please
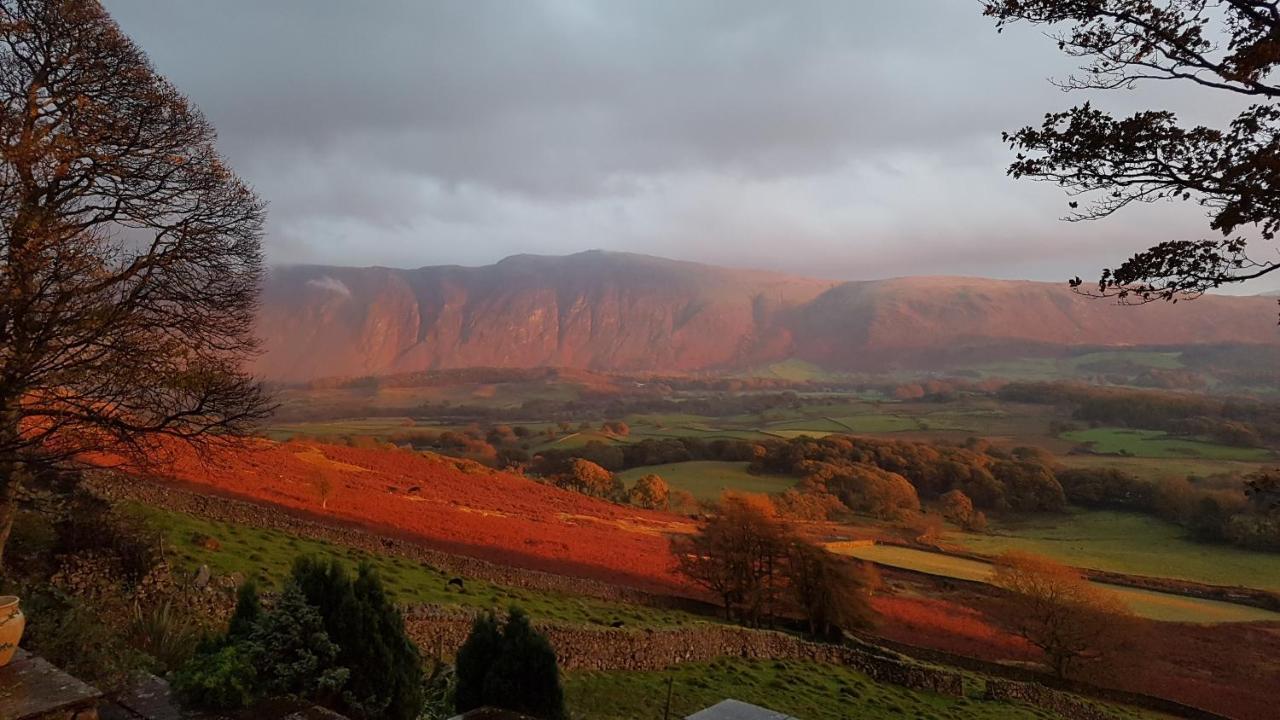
(255, 251, 1280, 381)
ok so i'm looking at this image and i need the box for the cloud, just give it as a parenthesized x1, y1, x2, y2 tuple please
(99, 0, 1259, 286)
(305, 276, 352, 298)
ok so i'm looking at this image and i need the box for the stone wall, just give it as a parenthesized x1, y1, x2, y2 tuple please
(985, 679, 1122, 720)
(403, 606, 965, 698)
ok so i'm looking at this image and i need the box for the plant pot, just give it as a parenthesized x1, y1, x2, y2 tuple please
(0, 596, 25, 667)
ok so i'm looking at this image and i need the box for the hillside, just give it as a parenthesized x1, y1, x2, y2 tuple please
(256, 251, 1280, 381)
(111, 439, 690, 594)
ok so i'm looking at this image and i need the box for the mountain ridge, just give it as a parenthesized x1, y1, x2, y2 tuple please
(255, 251, 1280, 381)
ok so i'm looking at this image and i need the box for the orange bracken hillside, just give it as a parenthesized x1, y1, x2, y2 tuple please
(132, 440, 693, 594)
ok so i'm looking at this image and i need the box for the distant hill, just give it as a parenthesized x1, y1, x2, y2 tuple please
(256, 251, 1280, 382)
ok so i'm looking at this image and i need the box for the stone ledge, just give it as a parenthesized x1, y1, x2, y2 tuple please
(0, 649, 102, 720)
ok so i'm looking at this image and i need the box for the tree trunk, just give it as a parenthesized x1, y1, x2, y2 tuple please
(0, 408, 23, 573)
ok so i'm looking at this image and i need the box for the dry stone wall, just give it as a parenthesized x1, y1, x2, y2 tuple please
(985, 679, 1121, 720)
(403, 605, 965, 697)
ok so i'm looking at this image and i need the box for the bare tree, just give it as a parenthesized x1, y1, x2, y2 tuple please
(984, 1, 1280, 304)
(0, 0, 270, 566)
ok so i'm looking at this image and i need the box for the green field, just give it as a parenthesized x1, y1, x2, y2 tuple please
(949, 511, 1280, 592)
(129, 504, 709, 629)
(1060, 427, 1272, 461)
(564, 658, 1155, 720)
(829, 543, 1280, 623)
(1057, 454, 1268, 484)
(617, 461, 796, 502)
(829, 414, 921, 433)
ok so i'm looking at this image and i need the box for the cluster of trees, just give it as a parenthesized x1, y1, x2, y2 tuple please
(671, 493, 875, 637)
(547, 459, 694, 513)
(887, 377, 1005, 402)
(175, 558, 423, 719)
(454, 607, 565, 720)
(1059, 467, 1280, 551)
(532, 436, 754, 475)
(1000, 382, 1280, 448)
(753, 435, 1064, 518)
(535, 433, 1072, 527)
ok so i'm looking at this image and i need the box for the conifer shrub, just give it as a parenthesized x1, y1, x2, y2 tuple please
(454, 607, 565, 720)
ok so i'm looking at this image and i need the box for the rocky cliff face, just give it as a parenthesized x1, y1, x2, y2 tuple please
(255, 251, 1280, 381)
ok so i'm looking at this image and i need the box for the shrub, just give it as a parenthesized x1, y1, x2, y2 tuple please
(454, 612, 503, 713)
(454, 608, 565, 720)
(54, 494, 161, 583)
(227, 579, 262, 640)
(291, 557, 424, 720)
(250, 582, 349, 700)
(173, 644, 258, 710)
(127, 599, 203, 672)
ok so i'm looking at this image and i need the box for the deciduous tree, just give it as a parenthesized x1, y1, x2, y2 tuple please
(671, 492, 789, 625)
(0, 0, 270, 567)
(984, 1, 1280, 304)
(559, 458, 621, 499)
(991, 551, 1133, 678)
(785, 541, 873, 639)
(627, 473, 669, 510)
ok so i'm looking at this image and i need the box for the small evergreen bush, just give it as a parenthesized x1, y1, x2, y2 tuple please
(176, 557, 422, 720)
(454, 607, 565, 720)
(291, 557, 425, 720)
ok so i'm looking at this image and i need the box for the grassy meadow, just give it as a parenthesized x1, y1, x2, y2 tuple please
(949, 510, 1280, 592)
(617, 461, 796, 501)
(564, 658, 1159, 720)
(1060, 427, 1273, 462)
(828, 543, 1280, 623)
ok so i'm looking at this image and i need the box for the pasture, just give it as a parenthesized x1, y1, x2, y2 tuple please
(949, 511, 1280, 592)
(1060, 427, 1272, 462)
(617, 461, 797, 501)
(828, 543, 1280, 623)
(564, 657, 1157, 720)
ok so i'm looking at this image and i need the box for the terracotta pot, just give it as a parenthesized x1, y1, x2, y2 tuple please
(0, 596, 25, 667)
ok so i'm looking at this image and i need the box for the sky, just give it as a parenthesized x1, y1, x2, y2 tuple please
(102, 0, 1267, 287)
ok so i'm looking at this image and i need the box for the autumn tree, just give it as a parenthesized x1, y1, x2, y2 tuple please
(0, 0, 270, 566)
(826, 464, 920, 520)
(627, 473, 669, 510)
(937, 487, 971, 521)
(557, 458, 621, 499)
(785, 541, 873, 639)
(984, 1, 1280, 303)
(991, 551, 1133, 678)
(671, 493, 789, 625)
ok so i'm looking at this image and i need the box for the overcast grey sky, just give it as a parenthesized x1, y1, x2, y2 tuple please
(102, 1, 1259, 285)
